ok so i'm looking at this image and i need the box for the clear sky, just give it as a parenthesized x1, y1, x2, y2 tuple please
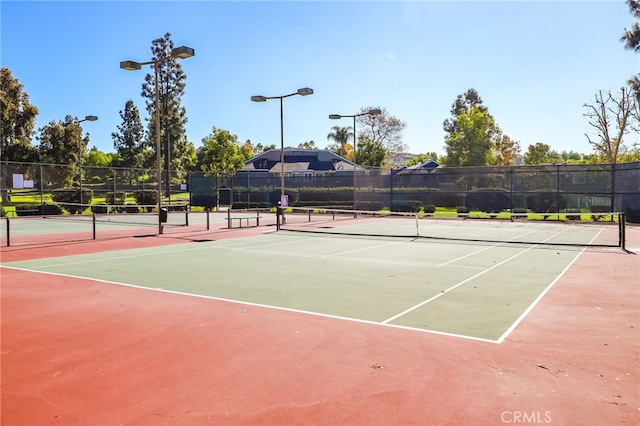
(2, 0, 638, 158)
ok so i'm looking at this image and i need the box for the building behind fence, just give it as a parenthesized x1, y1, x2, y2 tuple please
(1, 161, 639, 222)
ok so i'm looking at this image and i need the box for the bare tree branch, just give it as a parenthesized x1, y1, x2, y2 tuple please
(583, 87, 634, 163)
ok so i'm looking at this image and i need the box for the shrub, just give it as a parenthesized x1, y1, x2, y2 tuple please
(525, 192, 566, 213)
(565, 208, 582, 220)
(40, 204, 63, 215)
(456, 206, 469, 216)
(124, 204, 140, 214)
(423, 204, 436, 214)
(52, 188, 93, 214)
(393, 201, 422, 212)
(14, 204, 40, 216)
(464, 188, 511, 214)
(133, 190, 158, 211)
(91, 204, 109, 214)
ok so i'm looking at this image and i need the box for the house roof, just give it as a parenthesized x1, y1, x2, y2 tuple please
(241, 149, 367, 173)
(394, 159, 440, 174)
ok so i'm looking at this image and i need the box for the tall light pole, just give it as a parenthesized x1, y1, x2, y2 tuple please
(120, 45, 195, 234)
(74, 115, 98, 210)
(251, 87, 313, 206)
(329, 108, 381, 210)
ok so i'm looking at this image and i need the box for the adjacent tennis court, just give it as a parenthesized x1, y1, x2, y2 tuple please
(2, 212, 638, 425)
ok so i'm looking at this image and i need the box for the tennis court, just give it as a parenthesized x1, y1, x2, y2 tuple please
(2, 211, 638, 425)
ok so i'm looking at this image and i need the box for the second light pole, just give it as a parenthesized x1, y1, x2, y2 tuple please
(329, 108, 381, 210)
(251, 87, 313, 206)
(74, 115, 98, 210)
(120, 45, 195, 234)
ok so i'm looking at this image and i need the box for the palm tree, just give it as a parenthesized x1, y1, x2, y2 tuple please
(326, 126, 354, 158)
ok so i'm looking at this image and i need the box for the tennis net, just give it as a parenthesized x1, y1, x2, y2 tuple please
(277, 206, 627, 249)
(1, 203, 190, 246)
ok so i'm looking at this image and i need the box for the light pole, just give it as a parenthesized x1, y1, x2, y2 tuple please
(120, 45, 195, 234)
(329, 108, 381, 210)
(251, 87, 313, 206)
(74, 115, 98, 210)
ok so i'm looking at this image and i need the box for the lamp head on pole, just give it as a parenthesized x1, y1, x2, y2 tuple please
(328, 114, 342, 120)
(297, 87, 313, 96)
(84, 115, 98, 122)
(119, 60, 142, 71)
(251, 95, 267, 102)
(366, 108, 382, 116)
(170, 46, 195, 59)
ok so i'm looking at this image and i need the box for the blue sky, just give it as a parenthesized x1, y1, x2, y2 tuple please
(2, 0, 637, 158)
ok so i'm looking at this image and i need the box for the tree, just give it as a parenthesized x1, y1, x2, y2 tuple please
(298, 140, 318, 150)
(621, 0, 640, 101)
(560, 151, 583, 162)
(442, 106, 501, 166)
(111, 99, 145, 170)
(239, 139, 254, 161)
(358, 107, 407, 154)
(37, 116, 89, 185)
(83, 147, 114, 168)
(355, 135, 386, 167)
(443, 88, 488, 134)
(406, 152, 440, 167)
(250, 142, 276, 156)
(495, 135, 521, 166)
(326, 126, 353, 158)
(0, 67, 39, 162)
(141, 32, 196, 180)
(197, 127, 246, 175)
(583, 87, 637, 163)
(523, 142, 559, 165)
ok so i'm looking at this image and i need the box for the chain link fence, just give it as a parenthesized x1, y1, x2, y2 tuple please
(2, 161, 639, 222)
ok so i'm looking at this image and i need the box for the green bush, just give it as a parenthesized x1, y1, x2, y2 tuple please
(40, 204, 63, 215)
(456, 206, 469, 216)
(91, 204, 109, 214)
(14, 204, 40, 216)
(133, 190, 158, 212)
(464, 188, 511, 214)
(52, 188, 93, 214)
(525, 192, 566, 213)
(423, 204, 436, 214)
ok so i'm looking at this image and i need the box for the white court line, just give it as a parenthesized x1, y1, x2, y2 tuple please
(495, 246, 587, 344)
(381, 245, 539, 324)
(2, 234, 316, 270)
(382, 226, 577, 325)
(1, 265, 499, 344)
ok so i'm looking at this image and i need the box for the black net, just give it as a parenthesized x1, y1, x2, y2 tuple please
(278, 206, 625, 248)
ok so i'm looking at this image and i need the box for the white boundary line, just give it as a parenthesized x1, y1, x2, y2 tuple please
(381, 245, 539, 324)
(494, 247, 587, 344)
(1, 265, 498, 344)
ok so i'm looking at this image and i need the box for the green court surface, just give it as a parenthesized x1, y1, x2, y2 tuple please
(3, 231, 583, 342)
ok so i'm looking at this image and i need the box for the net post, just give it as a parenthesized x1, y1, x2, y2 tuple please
(185, 208, 189, 227)
(206, 208, 210, 230)
(227, 209, 231, 229)
(276, 203, 282, 231)
(256, 209, 260, 226)
(6, 216, 10, 247)
(619, 213, 626, 251)
(92, 213, 96, 240)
